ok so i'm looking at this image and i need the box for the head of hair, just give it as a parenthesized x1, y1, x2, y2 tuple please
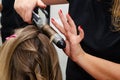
(0, 25, 62, 80)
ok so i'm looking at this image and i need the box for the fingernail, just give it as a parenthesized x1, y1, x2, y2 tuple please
(79, 25, 82, 29)
(59, 9, 62, 13)
(41, 4, 46, 8)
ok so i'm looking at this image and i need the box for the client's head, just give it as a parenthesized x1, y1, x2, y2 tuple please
(0, 25, 62, 80)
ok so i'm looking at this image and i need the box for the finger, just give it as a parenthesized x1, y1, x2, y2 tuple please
(66, 14, 76, 29)
(58, 9, 70, 32)
(51, 18, 66, 35)
(77, 26, 84, 41)
(66, 14, 77, 34)
(37, 0, 46, 8)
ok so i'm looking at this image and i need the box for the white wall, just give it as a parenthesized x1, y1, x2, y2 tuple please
(50, 4, 69, 80)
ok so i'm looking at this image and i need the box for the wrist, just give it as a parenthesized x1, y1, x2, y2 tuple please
(73, 52, 88, 68)
(72, 47, 86, 62)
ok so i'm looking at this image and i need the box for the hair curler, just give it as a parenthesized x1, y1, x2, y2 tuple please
(32, 8, 66, 49)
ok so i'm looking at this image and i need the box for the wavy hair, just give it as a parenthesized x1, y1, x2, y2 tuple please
(111, 0, 120, 31)
(0, 25, 62, 80)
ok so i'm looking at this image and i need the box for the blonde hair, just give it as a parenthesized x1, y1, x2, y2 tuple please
(0, 25, 62, 80)
(111, 0, 120, 31)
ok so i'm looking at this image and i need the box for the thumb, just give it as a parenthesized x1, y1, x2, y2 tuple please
(37, 0, 47, 8)
(78, 26, 84, 41)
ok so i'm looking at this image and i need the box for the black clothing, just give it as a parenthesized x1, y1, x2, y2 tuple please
(1, 0, 28, 42)
(66, 0, 120, 79)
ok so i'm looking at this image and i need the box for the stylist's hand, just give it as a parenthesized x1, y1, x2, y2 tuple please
(51, 10, 85, 61)
(14, 0, 46, 23)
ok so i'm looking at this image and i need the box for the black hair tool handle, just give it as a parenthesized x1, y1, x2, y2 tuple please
(32, 8, 66, 49)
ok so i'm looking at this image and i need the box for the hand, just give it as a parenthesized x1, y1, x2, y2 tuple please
(14, 0, 46, 23)
(51, 10, 85, 61)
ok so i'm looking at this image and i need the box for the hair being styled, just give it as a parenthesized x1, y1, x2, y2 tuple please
(111, 0, 120, 31)
(0, 25, 62, 80)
